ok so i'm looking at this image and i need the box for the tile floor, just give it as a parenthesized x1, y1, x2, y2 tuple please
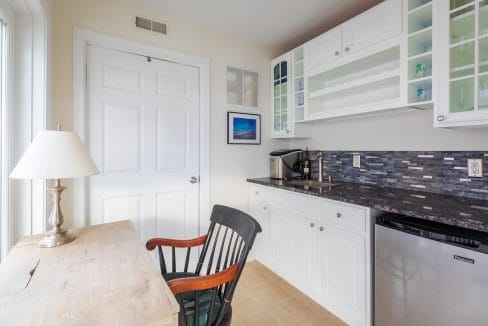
(232, 260, 346, 326)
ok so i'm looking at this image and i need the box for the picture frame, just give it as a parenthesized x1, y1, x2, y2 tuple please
(227, 112, 261, 145)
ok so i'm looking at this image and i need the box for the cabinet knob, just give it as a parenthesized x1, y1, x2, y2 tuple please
(345, 47, 350, 53)
(335, 51, 340, 56)
(255, 191, 259, 195)
(286, 129, 290, 133)
(319, 226, 324, 232)
(310, 222, 315, 228)
(336, 212, 342, 218)
(437, 115, 445, 122)
(262, 206, 267, 210)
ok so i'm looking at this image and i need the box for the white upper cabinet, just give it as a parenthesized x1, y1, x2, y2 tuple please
(304, 27, 343, 72)
(435, 0, 488, 127)
(343, 0, 403, 56)
(271, 49, 312, 138)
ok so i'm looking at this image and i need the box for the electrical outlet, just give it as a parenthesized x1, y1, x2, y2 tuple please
(353, 154, 361, 168)
(468, 159, 483, 178)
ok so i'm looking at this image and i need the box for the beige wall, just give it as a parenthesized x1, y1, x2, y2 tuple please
(50, 0, 283, 227)
(290, 109, 488, 151)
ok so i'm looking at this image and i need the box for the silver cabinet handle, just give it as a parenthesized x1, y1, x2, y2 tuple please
(190, 176, 199, 184)
(437, 115, 445, 122)
(336, 212, 342, 218)
(335, 51, 340, 56)
(345, 47, 350, 53)
(319, 226, 324, 232)
(310, 222, 315, 228)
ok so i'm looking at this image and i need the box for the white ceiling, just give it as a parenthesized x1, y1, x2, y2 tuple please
(139, 0, 383, 53)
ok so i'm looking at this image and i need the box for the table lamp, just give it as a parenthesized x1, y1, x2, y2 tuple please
(10, 126, 99, 247)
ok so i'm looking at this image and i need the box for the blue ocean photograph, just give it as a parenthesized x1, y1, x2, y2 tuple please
(233, 117, 257, 140)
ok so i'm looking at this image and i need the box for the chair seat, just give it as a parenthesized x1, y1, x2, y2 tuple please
(181, 290, 224, 326)
(163, 271, 198, 282)
(164, 272, 230, 325)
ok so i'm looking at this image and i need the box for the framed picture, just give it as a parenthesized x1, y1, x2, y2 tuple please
(227, 112, 261, 145)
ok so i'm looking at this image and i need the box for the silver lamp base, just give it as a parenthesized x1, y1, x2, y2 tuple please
(39, 179, 75, 248)
(38, 228, 74, 248)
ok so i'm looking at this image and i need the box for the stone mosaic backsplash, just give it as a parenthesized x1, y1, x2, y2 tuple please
(309, 151, 488, 200)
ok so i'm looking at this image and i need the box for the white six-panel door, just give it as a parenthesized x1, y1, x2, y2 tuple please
(86, 45, 200, 245)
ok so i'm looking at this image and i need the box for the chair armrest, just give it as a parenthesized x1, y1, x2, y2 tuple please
(167, 263, 240, 295)
(146, 234, 207, 251)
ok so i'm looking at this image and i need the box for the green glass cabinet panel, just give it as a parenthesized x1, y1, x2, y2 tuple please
(274, 84, 280, 97)
(450, 78, 475, 112)
(479, 75, 488, 109)
(274, 114, 281, 131)
(450, 0, 474, 11)
(450, 6, 475, 44)
(280, 114, 288, 131)
(480, 1, 488, 37)
(450, 41, 475, 78)
(479, 37, 488, 73)
(274, 97, 281, 114)
(281, 96, 288, 113)
(280, 82, 287, 96)
(273, 64, 280, 81)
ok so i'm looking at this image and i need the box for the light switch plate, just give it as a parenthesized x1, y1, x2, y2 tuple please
(353, 154, 361, 168)
(468, 159, 483, 178)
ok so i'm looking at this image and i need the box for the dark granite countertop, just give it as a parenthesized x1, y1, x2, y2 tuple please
(247, 177, 488, 234)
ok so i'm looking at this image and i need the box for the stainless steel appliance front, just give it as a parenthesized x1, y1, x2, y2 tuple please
(375, 216, 488, 326)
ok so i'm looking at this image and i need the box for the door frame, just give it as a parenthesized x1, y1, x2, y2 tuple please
(72, 28, 211, 234)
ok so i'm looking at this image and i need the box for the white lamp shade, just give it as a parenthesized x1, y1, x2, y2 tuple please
(10, 130, 99, 179)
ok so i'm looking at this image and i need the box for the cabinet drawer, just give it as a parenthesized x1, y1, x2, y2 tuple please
(319, 200, 366, 233)
(252, 185, 319, 218)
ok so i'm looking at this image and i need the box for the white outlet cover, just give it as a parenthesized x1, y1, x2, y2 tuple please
(353, 154, 361, 168)
(468, 159, 483, 178)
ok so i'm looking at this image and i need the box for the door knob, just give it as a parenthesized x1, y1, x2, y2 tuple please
(335, 51, 340, 56)
(437, 115, 445, 122)
(319, 226, 324, 232)
(310, 222, 315, 228)
(190, 176, 199, 184)
(336, 212, 342, 218)
(345, 47, 350, 53)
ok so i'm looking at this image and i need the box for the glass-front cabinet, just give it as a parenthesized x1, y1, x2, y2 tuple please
(271, 49, 310, 138)
(437, 0, 488, 127)
(272, 53, 292, 137)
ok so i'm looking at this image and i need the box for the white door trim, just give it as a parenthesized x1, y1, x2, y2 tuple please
(72, 28, 211, 235)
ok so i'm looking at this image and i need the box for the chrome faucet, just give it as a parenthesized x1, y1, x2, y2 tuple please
(313, 152, 324, 182)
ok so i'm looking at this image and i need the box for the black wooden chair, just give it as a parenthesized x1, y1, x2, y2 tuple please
(146, 204, 262, 326)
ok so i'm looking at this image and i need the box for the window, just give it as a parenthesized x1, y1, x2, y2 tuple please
(226, 66, 259, 108)
(0, 18, 6, 260)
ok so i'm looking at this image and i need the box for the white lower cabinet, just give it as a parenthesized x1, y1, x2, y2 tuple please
(250, 184, 374, 326)
(320, 225, 366, 325)
(269, 206, 317, 293)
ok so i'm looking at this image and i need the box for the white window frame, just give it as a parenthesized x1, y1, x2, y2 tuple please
(0, 0, 49, 261)
(0, 0, 13, 262)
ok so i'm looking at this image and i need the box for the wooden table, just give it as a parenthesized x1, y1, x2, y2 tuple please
(0, 221, 179, 325)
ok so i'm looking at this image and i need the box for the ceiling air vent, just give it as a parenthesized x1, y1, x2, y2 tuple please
(135, 16, 167, 35)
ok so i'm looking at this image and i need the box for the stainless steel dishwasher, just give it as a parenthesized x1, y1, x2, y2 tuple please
(375, 213, 488, 326)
